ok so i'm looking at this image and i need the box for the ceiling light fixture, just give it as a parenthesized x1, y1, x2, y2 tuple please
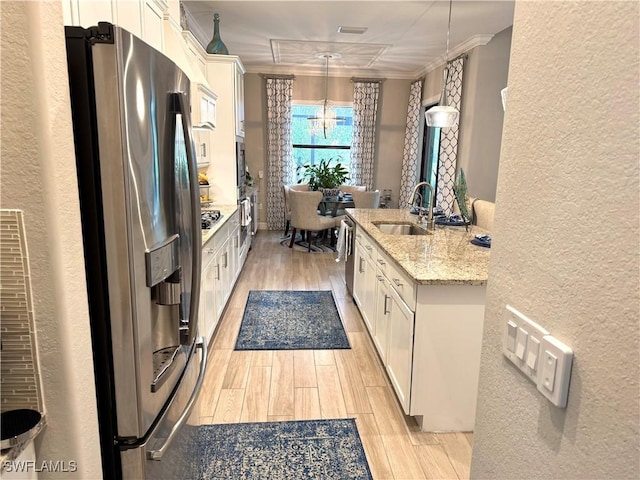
(308, 53, 342, 139)
(425, 0, 459, 128)
(337, 26, 368, 35)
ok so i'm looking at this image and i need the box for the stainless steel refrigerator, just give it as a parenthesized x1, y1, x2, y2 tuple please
(65, 23, 206, 479)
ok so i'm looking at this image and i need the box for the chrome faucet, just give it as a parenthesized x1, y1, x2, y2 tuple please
(410, 182, 435, 232)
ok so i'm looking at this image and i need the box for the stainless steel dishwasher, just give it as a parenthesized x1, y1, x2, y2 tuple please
(344, 218, 355, 296)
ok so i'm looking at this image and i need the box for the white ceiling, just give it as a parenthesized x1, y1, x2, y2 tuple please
(182, 0, 515, 79)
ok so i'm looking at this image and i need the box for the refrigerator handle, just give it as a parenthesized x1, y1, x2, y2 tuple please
(175, 92, 201, 345)
(148, 337, 207, 461)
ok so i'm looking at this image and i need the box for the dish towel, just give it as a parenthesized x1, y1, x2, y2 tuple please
(335, 220, 349, 263)
(241, 198, 252, 227)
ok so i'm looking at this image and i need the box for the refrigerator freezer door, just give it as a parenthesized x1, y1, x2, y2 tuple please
(121, 337, 206, 479)
(89, 26, 201, 439)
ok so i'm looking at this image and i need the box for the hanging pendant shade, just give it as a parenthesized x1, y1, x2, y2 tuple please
(425, 0, 459, 129)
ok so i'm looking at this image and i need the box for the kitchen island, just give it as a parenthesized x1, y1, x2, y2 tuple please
(345, 208, 490, 432)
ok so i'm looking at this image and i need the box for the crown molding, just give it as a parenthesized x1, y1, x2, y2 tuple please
(244, 64, 415, 80)
(414, 34, 495, 79)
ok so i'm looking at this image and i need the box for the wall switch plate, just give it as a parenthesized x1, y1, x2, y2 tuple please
(503, 305, 549, 383)
(536, 335, 573, 408)
(503, 305, 574, 409)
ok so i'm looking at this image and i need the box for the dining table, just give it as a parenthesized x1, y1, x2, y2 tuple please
(319, 195, 355, 217)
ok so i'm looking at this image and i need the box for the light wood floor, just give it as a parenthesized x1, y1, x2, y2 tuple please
(199, 231, 473, 480)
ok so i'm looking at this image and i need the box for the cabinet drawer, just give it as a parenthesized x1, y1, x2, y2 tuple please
(385, 255, 416, 311)
(229, 209, 240, 229)
(202, 240, 217, 269)
(355, 229, 377, 263)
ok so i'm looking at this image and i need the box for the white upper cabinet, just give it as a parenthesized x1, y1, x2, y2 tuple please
(141, 0, 164, 52)
(206, 55, 245, 138)
(61, 0, 166, 53)
(195, 85, 217, 129)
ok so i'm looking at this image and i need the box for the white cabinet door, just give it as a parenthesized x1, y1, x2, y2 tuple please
(363, 253, 378, 333)
(352, 243, 369, 328)
(386, 284, 415, 414)
(142, 0, 163, 52)
(200, 260, 217, 343)
(234, 63, 245, 137)
(230, 225, 240, 282)
(373, 272, 390, 363)
(213, 236, 232, 319)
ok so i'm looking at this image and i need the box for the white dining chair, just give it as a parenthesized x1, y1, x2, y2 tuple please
(288, 190, 335, 251)
(352, 190, 380, 208)
(339, 185, 366, 194)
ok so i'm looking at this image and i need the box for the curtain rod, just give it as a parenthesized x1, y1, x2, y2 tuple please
(350, 77, 385, 83)
(259, 73, 296, 79)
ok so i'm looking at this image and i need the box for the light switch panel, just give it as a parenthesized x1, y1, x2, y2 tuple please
(503, 305, 549, 383)
(536, 335, 573, 408)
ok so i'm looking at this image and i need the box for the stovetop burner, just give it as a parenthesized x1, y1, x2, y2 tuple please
(201, 210, 222, 229)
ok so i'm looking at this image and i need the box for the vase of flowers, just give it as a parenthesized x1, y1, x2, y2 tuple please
(297, 158, 349, 196)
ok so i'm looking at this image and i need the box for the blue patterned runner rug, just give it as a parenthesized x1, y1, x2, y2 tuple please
(234, 290, 350, 350)
(197, 419, 373, 480)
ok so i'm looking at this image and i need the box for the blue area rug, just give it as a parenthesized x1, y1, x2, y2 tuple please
(197, 419, 373, 480)
(234, 290, 350, 350)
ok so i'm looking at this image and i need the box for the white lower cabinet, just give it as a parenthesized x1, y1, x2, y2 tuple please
(199, 210, 244, 345)
(372, 271, 389, 363)
(351, 225, 486, 431)
(199, 252, 217, 342)
(384, 282, 415, 414)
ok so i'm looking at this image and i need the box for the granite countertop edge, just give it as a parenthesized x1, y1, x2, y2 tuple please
(346, 208, 490, 286)
(201, 204, 239, 246)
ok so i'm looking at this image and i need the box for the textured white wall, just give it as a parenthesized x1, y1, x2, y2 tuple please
(457, 27, 511, 202)
(0, 2, 102, 478)
(471, 2, 639, 479)
(423, 29, 511, 202)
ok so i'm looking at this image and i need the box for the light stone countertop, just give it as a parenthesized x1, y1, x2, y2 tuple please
(345, 208, 491, 286)
(201, 204, 238, 246)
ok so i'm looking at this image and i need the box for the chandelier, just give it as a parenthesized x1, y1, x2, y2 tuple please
(308, 53, 341, 139)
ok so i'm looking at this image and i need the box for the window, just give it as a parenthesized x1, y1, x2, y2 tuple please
(291, 104, 353, 182)
(419, 104, 442, 208)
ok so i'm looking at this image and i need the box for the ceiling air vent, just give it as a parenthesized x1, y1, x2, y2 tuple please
(337, 26, 368, 35)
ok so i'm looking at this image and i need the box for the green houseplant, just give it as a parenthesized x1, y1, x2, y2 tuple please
(297, 158, 349, 193)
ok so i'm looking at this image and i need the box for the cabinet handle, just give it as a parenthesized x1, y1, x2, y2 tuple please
(383, 295, 390, 315)
(223, 252, 228, 268)
(365, 245, 372, 252)
(207, 248, 215, 255)
(393, 278, 403, 287)
(358, 257, 365, 273)
(215, 264, 220, 280)
(200, 143, 206, 157)
(376, 275, 384, 282)
(377, 259, 385, 265)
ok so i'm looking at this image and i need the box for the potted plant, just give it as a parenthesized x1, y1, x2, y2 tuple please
(297, 158, 349, 196)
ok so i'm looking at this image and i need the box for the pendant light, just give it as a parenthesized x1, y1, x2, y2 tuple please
(308, 53, 340, 139)
(425, 0, 459, 128)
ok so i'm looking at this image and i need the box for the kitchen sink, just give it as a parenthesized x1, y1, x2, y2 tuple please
(373, 222, 428, 235)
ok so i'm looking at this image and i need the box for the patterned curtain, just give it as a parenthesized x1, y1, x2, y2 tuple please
(398, 79, 424, 208)
(437, 56, 465, 215)
(265, 76, 294, 230)
(350, 80, 381, 191)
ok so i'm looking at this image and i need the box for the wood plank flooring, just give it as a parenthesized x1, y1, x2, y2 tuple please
(198, 231, 473, 479)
